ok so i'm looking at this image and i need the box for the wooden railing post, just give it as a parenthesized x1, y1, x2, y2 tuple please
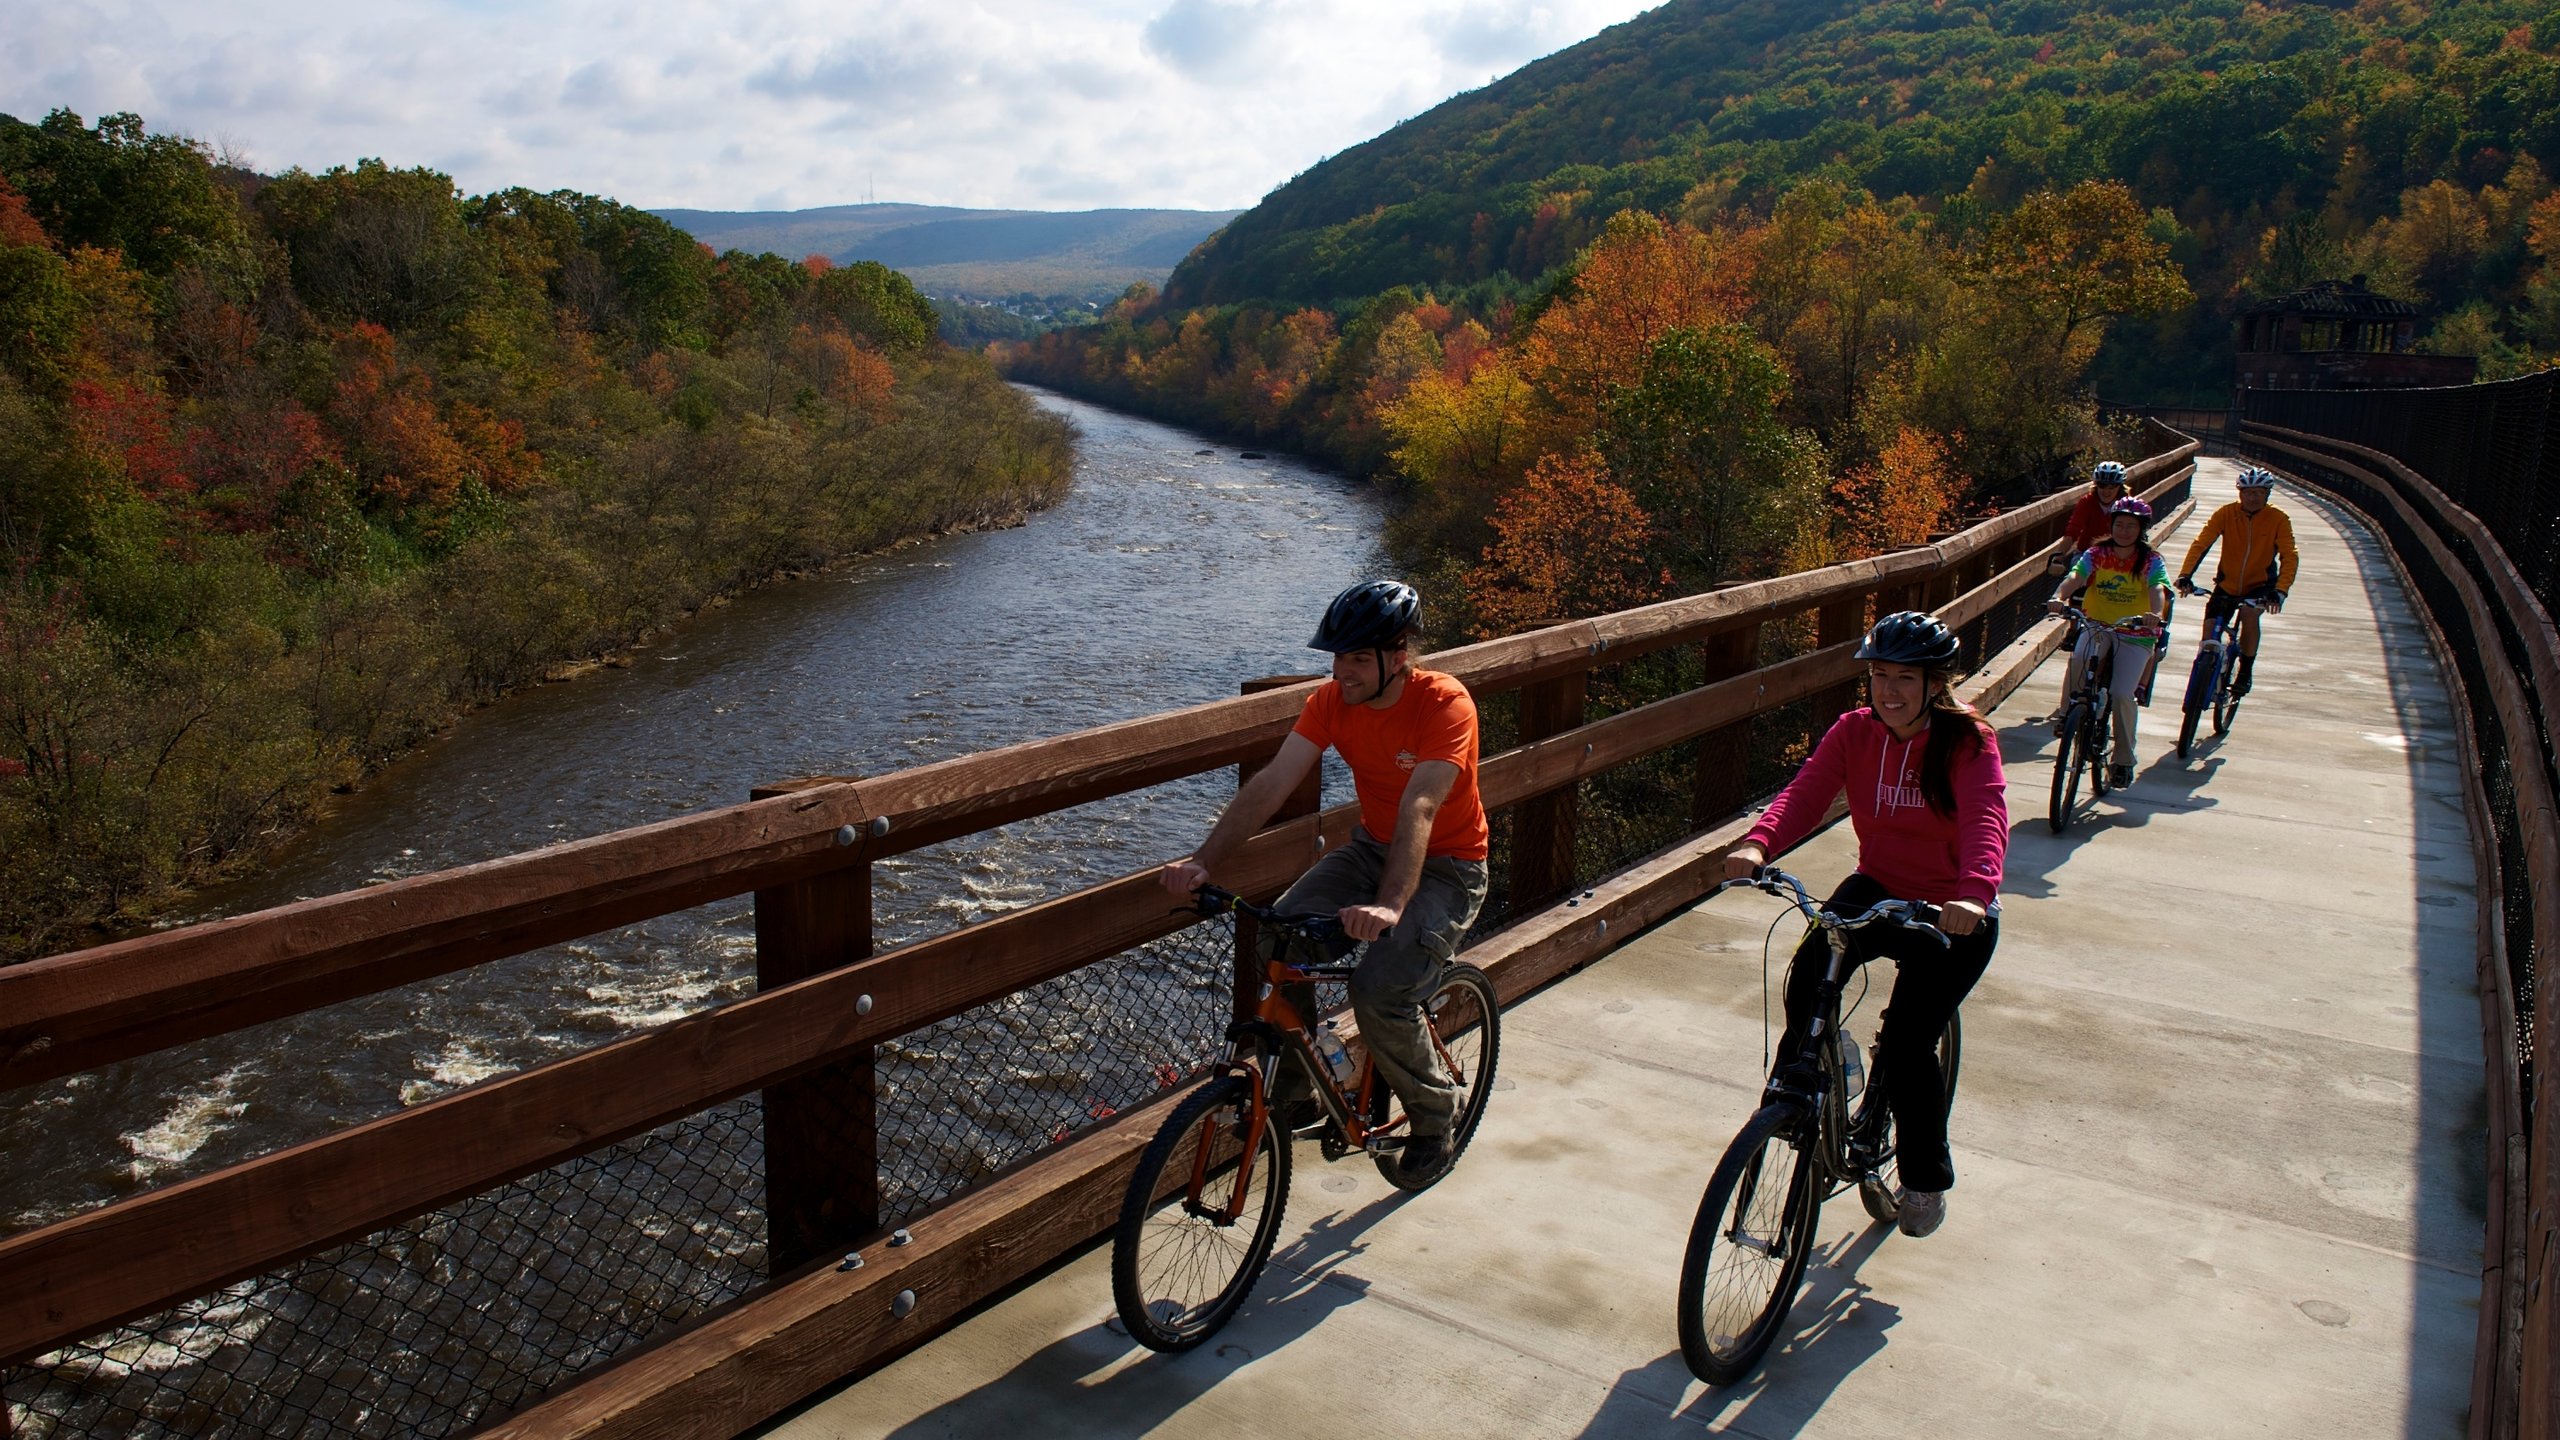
(1691, 621, 1763, 827)
(1813, 595, 1868, 725)
(753, 783, 877, 1272)
(1510, 671, 1588, 912)
(1236, 677, 1323, 1022)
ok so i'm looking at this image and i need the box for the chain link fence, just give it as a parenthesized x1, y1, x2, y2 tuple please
(3, 920, 1239, 1440)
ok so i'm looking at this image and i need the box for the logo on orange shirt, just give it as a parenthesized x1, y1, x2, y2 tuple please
(1396, 750, 1418, 771)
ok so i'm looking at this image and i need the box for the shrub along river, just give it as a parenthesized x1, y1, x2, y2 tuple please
(0, 387, 1388, 1233)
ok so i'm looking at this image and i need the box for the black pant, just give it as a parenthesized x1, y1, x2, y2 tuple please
(1773, 873, 1996, 1192)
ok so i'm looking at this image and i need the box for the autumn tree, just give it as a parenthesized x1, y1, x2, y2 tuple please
(1972, 181, 2190, 373)
(1829, 426, 1957, 558)
(1462, 450, 1664, 636)
(1518, 212, 1755, 440)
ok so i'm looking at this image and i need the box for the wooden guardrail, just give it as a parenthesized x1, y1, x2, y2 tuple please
(2236, 421, 2559, 1440)
(0, 435, 2198, 1438)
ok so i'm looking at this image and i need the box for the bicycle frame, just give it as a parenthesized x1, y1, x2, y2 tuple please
(1736, 873, 1944, 1182)
(1185, 887, 1456, 1195)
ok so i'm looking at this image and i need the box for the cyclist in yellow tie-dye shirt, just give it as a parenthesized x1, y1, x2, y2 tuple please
(2046, 496, 2171, 787)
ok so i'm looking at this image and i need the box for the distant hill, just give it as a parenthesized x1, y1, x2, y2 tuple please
(655, 203, 1241, 302)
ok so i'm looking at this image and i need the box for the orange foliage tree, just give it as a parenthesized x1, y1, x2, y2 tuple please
(1517, 211, 1756, 438)
(1462, 450, 1666, 635)
(1829, 426, 1957, 558)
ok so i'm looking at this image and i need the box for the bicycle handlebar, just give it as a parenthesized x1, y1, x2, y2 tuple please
(2049, 607, 2164, 639)
(1186, 884, 1349, 947)
(2174, 578, 2271, 611)
(1714, 868, 1951, 948)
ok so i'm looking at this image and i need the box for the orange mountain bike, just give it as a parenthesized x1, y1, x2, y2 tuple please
(1109, 884, 1500, 1351)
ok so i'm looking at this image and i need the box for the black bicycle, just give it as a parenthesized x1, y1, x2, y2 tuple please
(1110, 885, 1500, 1351)
(2174, 586, 2269, 759)
(1676, 868, 1960, 1385)
(2045, 607, 2165, 834)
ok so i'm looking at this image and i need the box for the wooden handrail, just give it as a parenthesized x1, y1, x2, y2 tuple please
(0, 448, 2192, 1092)
(0, 436, 2195, 1383)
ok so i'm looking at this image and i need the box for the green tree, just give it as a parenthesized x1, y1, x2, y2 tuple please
(1594, 323, 1826, 589)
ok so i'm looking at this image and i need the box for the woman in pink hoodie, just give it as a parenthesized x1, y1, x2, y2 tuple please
(1722, 611, 2008, 1238)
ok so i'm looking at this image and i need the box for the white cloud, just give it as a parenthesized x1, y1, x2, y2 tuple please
(0, 0, 1664, 212)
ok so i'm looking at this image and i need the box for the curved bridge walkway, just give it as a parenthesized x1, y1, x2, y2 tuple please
(774, 458, 2482, 1439)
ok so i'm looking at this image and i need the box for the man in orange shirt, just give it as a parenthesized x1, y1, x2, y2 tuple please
(2177, 466, 2299, 697)
(1162, 580, 1490, 1180)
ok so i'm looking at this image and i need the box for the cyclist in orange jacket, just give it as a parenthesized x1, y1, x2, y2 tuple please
(2176, 467, 2299, 697)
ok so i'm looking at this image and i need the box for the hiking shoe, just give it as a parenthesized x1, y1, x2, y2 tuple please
(2230, 674, 2253, 697)
(1897, 1188, 1946, 1238)
(1398, 1130, 1451, 1181)
(2108, 763, 2133, 788)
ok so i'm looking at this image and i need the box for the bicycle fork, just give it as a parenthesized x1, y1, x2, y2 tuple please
(1186, 1043, 1276, 1226)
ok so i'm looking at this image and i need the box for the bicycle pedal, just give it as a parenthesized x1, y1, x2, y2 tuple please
(1361, 1135, 1408, 1156)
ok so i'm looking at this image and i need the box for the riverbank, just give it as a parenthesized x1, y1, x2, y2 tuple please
(0, 372, 1076, 964)
(0, 388, 1386, 1236)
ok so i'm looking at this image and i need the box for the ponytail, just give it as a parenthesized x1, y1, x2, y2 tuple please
(1918, 672, 1992, 819)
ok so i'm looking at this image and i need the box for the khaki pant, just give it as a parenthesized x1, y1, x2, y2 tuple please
(1271, 835, 1489, 1137)
(2071, 628, 2155, 766)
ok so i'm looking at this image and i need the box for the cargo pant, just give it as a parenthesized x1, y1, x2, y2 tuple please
(1270, 833, 1489, 1138)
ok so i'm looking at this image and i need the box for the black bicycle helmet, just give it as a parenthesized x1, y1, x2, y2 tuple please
(1858, 610, 1961, 668)
(1310, 580, 1420, 653)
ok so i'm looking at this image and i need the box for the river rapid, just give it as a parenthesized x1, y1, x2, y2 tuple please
(0, 388, 1387, 1233)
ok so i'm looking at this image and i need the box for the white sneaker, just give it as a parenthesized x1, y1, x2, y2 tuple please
(1898, 1188, 1946, 1237)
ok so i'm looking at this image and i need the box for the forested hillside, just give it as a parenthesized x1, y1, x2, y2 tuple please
(0, 109, 1075, 960)
(1006, 0, 2560, 645)
(1166, 0, 2560, 374)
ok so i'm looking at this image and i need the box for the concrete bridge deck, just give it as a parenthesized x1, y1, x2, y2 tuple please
(771, 458, 2484, 1439)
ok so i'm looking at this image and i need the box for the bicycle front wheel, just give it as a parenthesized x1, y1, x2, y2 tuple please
(1372, 961, 1502, 1191)
(2047, 702, 2086, 834)
(2176, 646, 2218, 759)
(1112, 1073, 1293, 1352)
(1677, 1102, 1820, 1385)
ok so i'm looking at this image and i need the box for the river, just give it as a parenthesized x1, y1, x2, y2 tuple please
(0, 388, 1388, 1234)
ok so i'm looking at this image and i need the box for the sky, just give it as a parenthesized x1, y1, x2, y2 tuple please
(2, 0, 1662, 215)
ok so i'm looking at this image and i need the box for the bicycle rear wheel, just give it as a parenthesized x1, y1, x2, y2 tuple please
(2213, 654, 2243, 737)
(2047, 702, 2086, 834)
(1112, 1072, 1292, 1352)
(1371, 961, 1501, 1191)
(2086, 707, 2113, 797)
(1677, 1102, 1819, 1385)
(1853, 1016, 1964, 1224)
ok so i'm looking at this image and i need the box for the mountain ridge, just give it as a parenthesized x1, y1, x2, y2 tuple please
(656, 202, 1242, 302)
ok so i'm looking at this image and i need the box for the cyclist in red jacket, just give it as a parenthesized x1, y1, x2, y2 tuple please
(2045, 460, 2129, 721)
